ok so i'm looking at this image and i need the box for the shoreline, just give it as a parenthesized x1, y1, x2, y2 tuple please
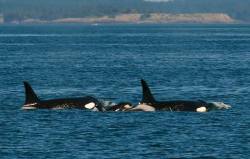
(0, 13, 240, 25)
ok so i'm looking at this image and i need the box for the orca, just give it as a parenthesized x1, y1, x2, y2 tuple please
(22, 81, 104, 111)
(131, 79, 230, 112)
(105, 102, 133, 111)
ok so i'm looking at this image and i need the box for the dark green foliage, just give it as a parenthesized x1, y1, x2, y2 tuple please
(0, 0, 250, 22)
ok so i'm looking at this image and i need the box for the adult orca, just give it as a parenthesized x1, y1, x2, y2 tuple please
(131, 79, 230, 112)
(22, 81, 104, 111)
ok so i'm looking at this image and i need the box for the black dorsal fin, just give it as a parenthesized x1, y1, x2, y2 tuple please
(23, 81, 40, 104)
(140, 79, 156, 104)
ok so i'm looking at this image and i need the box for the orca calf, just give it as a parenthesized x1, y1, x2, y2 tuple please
(22, 81, 103, 111)
(105, 102, 133, 111)
(131, 79, 230, 112)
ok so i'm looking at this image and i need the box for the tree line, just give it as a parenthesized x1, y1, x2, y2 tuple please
(0, 0, 250, 22)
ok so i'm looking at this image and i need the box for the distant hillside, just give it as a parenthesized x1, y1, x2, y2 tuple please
(20, 13, 235, 24)
(0, 0, 250, 23)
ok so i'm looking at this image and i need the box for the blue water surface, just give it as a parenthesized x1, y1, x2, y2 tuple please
(0, 24, 249, 158)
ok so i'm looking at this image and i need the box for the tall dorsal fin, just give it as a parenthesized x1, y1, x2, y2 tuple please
(140, 79, 156, 104)
(23, 81, 40, 104)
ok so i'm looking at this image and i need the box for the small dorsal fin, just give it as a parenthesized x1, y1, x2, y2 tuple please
(140, 79, 156, 104)
(23, 81, 40, 104)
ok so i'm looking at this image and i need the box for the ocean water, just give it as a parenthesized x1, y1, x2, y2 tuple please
(0, 24, 249, 158)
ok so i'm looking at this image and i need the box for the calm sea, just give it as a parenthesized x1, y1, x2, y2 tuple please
(0, 24, 249, 158)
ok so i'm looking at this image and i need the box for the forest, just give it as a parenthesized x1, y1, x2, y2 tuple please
(0, 0, 250, 22)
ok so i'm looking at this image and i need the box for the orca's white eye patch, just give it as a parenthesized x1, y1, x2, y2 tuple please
(196, 106, 207, 112)
(84, 102, 96, 109)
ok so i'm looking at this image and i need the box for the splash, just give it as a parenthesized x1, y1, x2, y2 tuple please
(209, 102, 231, 110)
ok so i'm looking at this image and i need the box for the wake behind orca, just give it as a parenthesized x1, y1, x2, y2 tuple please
(130, 79, 231, 112)
(22, 81, 104, 111)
